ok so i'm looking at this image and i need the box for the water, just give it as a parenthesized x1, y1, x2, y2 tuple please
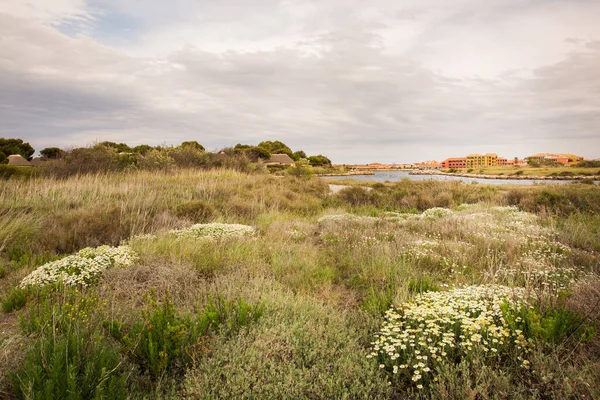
(323, 170, 597, 185)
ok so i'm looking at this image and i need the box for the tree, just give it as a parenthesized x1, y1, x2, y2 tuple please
(97, 141, 132, 153)
(291, 150, 307, 161)
(307, 155, 332, 166)
(257, 141, 293, 156)
(0, 151, 6, 164)
(233, 144, 271, 161)
(0, 138, 35, 161)
(181, 141, 205, 151)
(40, 147, 66, 159)
(132, 145, 154, 155)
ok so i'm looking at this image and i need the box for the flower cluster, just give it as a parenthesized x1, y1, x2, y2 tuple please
(421, 207, 454, 219)
(495, 266, 578, 291)
(20, 245, 138, 288)
(169, 222, 256, 240)
(317, 213, 380, 224)
(370, 285, 531, 390)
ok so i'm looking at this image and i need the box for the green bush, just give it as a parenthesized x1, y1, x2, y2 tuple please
(506, 302, 595, 345)
(408, 276, 440, 294)
(11, 289, 127, 399)
(174, 200, 215, 222)
(199, 295, 265, 337)
(106, 290, 203, 379)
(0, 165, 37, 179)
(362, 286, 395, 315)
(1, 286, 27, 313)
(107, 291, 265, 379)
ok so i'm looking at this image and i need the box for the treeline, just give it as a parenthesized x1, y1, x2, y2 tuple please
(0, 137, 332, 177)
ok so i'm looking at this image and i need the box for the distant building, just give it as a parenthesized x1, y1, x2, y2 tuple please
(442, 157, 467, 169)
(416, 161, 443, 170)
(265, 153, 295, 166)
(7, 154, 31, 166)
(465, 153, 498, 169)
(526, 153, 584, 166)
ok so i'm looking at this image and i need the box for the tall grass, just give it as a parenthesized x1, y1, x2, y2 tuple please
(1, 168, 599, 399)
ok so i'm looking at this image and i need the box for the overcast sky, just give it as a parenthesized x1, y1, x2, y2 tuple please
(1, 0, 599, 163)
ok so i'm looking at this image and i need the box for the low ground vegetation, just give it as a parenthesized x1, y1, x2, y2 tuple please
(1, 169, 599, 399)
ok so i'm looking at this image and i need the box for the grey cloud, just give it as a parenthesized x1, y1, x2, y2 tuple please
(1, 3, 600, 163)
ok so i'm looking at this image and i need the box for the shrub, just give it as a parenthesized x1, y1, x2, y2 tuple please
(169, 223, 255, 240)
(0, 165, 37, 179)
(338, 186, 373, 207)
(198, 295, 265, 337)
(362, 286, 395, 315)
(11, 290, 127, 399)
(174, 200, 215, 222)
(20, 245, 138, 288)
(107, 291, 264, 379)
(371, 285, 532, 392)
(1, 286, 28, 313)
(505, 302, 595, 345)
(137, 149, 174, 171)
(408, 276, 440, 294)
(106, 291, 203, 379)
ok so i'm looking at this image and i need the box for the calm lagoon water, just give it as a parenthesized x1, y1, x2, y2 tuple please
(324, 170, 595, 185)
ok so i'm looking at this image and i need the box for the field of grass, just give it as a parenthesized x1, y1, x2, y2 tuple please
(1, 169, 599, 399)
(442, 165, 600, 177)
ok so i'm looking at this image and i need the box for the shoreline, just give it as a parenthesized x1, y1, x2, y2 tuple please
(409, 170, 600, 181)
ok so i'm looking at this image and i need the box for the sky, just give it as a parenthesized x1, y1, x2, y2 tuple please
(1, 0, 599, 164)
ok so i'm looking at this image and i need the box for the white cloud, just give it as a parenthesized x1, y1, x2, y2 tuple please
(0, 1, 599, 162)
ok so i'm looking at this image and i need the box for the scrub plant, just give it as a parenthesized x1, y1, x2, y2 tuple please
(11, 288, 127, 400)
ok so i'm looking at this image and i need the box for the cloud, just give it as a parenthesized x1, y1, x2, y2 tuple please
(0, 1, 599, 162)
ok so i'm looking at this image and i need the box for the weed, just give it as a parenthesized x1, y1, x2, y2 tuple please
(1, 287, 27, 313)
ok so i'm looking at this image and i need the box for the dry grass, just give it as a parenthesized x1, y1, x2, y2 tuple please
(1, 168, 599, 399)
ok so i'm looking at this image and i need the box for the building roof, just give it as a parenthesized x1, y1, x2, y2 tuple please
(269, 154, 295, 164)
(7, 154, 31, 166)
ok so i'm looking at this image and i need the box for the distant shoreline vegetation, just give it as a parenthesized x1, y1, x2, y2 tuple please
(0, 138, 333, 178)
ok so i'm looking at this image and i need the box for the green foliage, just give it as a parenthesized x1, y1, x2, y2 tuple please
(106, 290, 201, 379)
(308, 154, 332, 166)
(257, 140, 293, 156)
(132, 144, 153, 155)
(292, 150, 307, 161)
(285, 164, 314, 177)
(137, 149, 174, 171)
(167, 145, 209, 168)
(505, 301, 595, 345)
(574, 159, 600, 168)
(0, 151, 6, 164)
(362, 286, 395, 315)
(0, 138, 35, 161)
(39, 147, 65, 159)
(180, 141, 205, 151)
(64, 146, 119, 174)
(338, 186, 372, 207)
(199, 295, 265, 337)
(1, 286, 27, 313)
(174, 200, 215, 222)
(12, 289, 126, 400)
(97, 141, 132, 153)
(408, 276, 440, 294)
(0, 164, 37, 179)
(235, 144, 271, 161)
(107, 291, 264, 379)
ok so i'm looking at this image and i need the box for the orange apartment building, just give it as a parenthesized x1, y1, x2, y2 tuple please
(441, 154, 526, 169)
(442, 157, 467, 169)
